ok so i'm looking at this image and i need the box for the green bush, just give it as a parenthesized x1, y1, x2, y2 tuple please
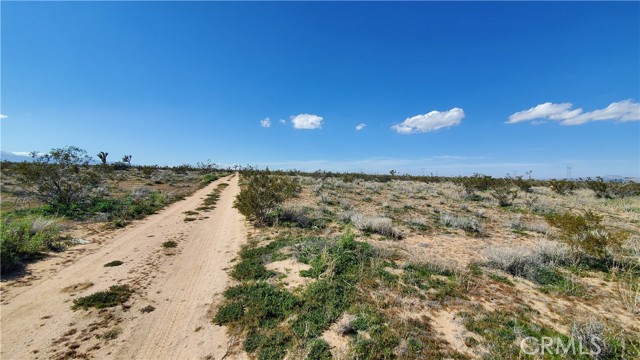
(72, 285, 133, 310)
(548, 179, 578, 195)
(214, 302, 244, 325)
(584, 177, 640, 199)
(202, 173, 220, 184)
(458, 173, 494, 193)
(14, 146, 101, 216)
(546, 211, 626, 259)
(234, 170, 301, 226)
(1, 215, 62, 274)
(490, 185, 518, 207)
(91, 190, 166, 226)
(220, 282, 299, 329)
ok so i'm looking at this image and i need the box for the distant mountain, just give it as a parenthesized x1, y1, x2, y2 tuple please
(0, 151, 35, 163)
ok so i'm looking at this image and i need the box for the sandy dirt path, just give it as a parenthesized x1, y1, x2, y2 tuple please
(1, 175, 248, 360)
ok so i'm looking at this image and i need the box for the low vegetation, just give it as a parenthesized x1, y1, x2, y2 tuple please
(233, 169, 301, 226)
(0, 145, 232, 273)
(72, 285, 133, 310)
(1, 214, 64, 274)
(103, 260, 123, 267)
(216, 170, 639, 358)
(162, 240, 177, 248)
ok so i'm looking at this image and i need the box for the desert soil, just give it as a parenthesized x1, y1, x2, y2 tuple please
(1, 175, 247, 360)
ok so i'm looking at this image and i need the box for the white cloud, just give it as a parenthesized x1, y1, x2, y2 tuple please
(355, 123, 366, 131)
(508, 99, 640, 125)
(291, 114, 323, 129)
(0, 114, 7, 119)
(279, 119, 286, 125)
(260, 117, 271, 128)
(11, 151, 46, 157)
(11, 151, 32, 156)
(391, 108, 464, 134)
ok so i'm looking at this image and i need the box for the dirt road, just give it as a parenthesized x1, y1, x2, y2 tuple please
(1, 175, 247, 359)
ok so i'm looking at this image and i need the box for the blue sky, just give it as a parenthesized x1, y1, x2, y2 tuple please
(1, 1, 638, 178)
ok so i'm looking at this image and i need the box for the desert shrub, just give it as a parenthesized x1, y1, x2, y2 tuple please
(584, 177, 640, 199)
(110, 162, 129, 171)
(338, 198, 352, 210)
(234, 170, 301, 226)
(513, 174, 533, 192)
(546, 211, 626, 259)
(571, 322, 611, 359)
(406, 218, 429, 231)
(201, 173, 220, 184)
(1, 215, 63, 273)
(490, 184, 518, 207)
(548, 179, 578, 195)
(72, 285, 133, 310)
(459, 173, 494, 193)
(138, 165, 158, 178)
(91, 189, 166, 225)
(484, 244, 572, 286)
(14, 146, 101, 216)
(272, 207, 322, 229)
(439, 212, 484, 235)
(171, 164, 193, 174)
(162, 240, 177, 248)
(508, 216, 550, 235)
(350, 214, 402, 239)
(338, 210, 358, 223)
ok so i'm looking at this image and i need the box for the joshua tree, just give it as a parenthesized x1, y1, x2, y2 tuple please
(97, 151, 109, 165)
(122, 155, 132, 167)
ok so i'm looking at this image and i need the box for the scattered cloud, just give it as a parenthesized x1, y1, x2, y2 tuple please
(355, 123, 366, 131)
(11, 151, 45, 157)
(279, 119, 286, 125)
(391, 108, 464, 134)
(0, 114, 7, 119)
(260, 117, 271, 128)
(508, 99, 640, 125)
(11, 151, 32, 157)
(291, 114, 323, 129)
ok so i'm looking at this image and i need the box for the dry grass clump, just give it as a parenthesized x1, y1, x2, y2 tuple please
(338, 210, 358, 223)
(348, 213, 402, 239)
(571, 321, 610, 359)
(275, 206, 322, 229)
(338, 198, 352, 210)
(616, 275, 640, 315)
(484, 242, 571, 285)
(508, 215, 550, 235)
(29, 217, 63, 235)
(623, 236, 640, 257)
(439, 212, 485, 235)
